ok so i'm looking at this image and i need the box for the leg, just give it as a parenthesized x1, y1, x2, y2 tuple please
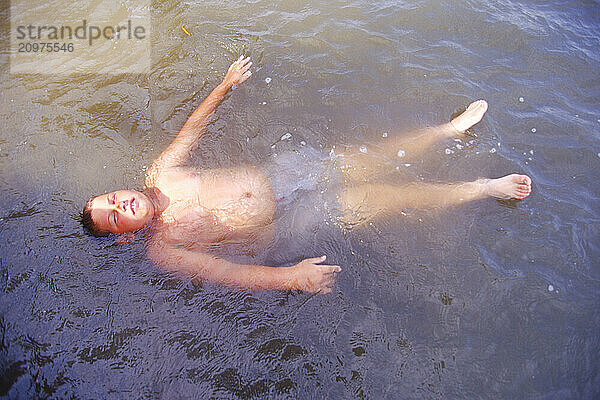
(339, 174, 532, 225)
(337, 100, 489, 183)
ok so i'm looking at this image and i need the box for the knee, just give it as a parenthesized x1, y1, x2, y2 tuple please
(338, 187, 377, 226)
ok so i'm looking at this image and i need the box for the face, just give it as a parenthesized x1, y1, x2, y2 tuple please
(89, 189, 155, 234)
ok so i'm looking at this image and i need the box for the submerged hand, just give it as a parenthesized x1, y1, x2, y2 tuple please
(291, 255, 341, 294)
(223, 55, 252, 87)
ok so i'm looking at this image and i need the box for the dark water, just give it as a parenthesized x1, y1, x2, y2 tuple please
(1, 0, 600, 398)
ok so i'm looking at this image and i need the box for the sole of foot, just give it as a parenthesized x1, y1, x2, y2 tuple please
(450, 100, 489, 136)
(485, 174, 532, 199)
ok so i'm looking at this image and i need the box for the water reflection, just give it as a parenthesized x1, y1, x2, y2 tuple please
(1, 0, 599, 398)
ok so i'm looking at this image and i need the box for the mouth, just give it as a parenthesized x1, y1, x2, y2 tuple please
(130, 198, 136, 215)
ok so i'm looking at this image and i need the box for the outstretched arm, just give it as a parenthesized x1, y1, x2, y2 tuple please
(146, 56, 252, 185)
(148, 241, 341, 293)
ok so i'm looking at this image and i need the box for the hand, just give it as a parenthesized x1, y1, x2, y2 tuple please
(223, 55, 252, 88)
(291, 255, 341, 294)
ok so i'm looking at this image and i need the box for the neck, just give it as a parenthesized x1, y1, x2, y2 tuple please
(143, 187, 169, 216)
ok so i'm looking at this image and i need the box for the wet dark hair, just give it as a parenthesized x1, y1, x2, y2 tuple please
(81, 198, 110, 237)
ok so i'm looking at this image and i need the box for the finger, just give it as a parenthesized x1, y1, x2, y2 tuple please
(241, 61, 252, 73)
(230, 56, 242, 69)
(307, 255, 327, 264)
(238, 59, 251, 71)
(230, 57, 242, 70)
(238, 70, 252, 84)
(319, 277, 335, 291)
(323, 276, 337, 292)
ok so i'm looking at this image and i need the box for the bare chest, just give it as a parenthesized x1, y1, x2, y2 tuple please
(152, 167, 276, 247)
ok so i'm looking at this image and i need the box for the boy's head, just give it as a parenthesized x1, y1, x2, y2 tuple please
(82, 189, 155, 236)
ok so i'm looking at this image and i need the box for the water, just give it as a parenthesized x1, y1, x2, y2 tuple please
(1, 0, 599, 398)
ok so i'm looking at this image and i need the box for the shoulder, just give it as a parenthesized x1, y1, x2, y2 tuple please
(145, 166, 197, 188)
(146, 227, 176, 268)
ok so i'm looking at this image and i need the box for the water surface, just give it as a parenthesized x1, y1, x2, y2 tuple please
(1, 0, 599, 398)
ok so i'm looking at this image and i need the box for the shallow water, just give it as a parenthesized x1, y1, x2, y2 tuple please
(1, 0, 599, 398)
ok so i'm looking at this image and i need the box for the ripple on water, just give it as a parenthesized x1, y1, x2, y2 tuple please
(1, 0, 599, 398)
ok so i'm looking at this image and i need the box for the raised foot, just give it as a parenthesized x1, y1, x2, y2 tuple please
(450, 100, 488, 135)
(484, 174, 532, 199)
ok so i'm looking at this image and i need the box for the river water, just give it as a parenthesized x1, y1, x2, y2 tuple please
(1, 0, 599, 398)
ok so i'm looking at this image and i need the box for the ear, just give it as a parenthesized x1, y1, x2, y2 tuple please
(115, 232, 135, 244)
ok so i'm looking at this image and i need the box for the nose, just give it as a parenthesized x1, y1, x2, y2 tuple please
(117, 199, 129, 212)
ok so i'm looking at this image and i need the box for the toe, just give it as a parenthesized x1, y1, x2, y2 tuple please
(521, 175, 532, 185)
(468, 100, 485, 111)
(474, 100, 488, 112)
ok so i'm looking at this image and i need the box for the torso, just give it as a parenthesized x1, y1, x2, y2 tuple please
(149, 166, 276, 254)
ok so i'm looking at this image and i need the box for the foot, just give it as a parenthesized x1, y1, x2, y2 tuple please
(450, 100, 488, 135)
(483, 174, 532, 199)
